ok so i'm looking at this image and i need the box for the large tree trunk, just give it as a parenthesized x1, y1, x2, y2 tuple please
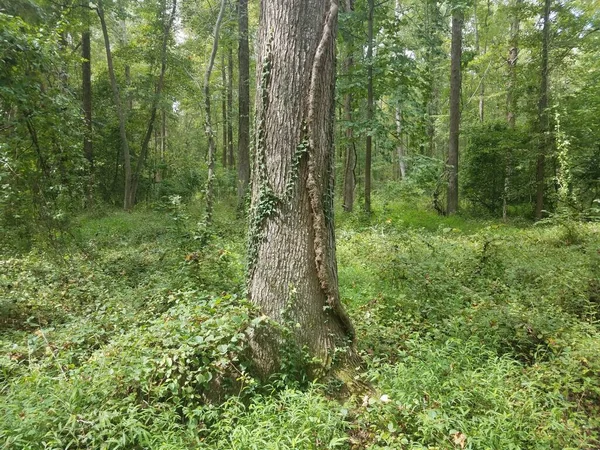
(342, 0, 356, 213)
(364, 0, 374, 214)
(204, 0, 227, 225)
(248, 0, 359, 382)
(535, 0, 551, 220)
(504, 0, 521, 221)
(447, 7, 463, 215)
(237, 0, 251, 205)
(97, 1, 132, 211)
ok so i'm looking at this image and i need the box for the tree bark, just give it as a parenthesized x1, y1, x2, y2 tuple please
(82, 4, 93, 203)
(364, 0, 374, 214)
(237, 0, 251, 205)
(447, 7, 463, 215)
(97, 0, 132, 211)
(227, 46, 235, 168)
(248, 0, 359, 382)
(82, 13, 93, 170)
(535, 0, 551, 220)
(221, 53, 228, 168)
(204, 0, 227, 225)
(342, 0, 356, 213)
(504, 0, 521, 221)
(395, 107, 406, 179)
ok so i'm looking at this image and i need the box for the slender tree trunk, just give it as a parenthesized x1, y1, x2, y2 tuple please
(395, 107, 406, 179)
(504, 0, 521, 221)
(237, 0, 251, 205)
(82, 5, 93, 202)
(227, 46, 235, 168)
(535, 0, 551, 220)
(204, 0, 227, 225)
(364, 0, 374, 214)
(130, 0, 176, 207)
(221, 53, 228, 168)
(248, 0, 360, 383)
(121, 20, 133, 112)
(97, 1, 132, 211)
(447, 7, 463, 215)
(424, 0, 440, 157)
(161, 109, 167, 180)
(474, 0, 489, 123)
(342, 0, 356, 212)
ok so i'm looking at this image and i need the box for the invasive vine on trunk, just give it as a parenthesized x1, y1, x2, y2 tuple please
(305, 0, 355, 342)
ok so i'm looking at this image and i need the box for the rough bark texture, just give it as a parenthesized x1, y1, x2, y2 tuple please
(535, 0, 551, 220)
(237, 0, 251, 205)
(447, 7, 463, 215)
(342, 0, 356, 213)
(364, 0, 374, 214)
(97, 1, 132, 211)
(247, 0, 358, 381)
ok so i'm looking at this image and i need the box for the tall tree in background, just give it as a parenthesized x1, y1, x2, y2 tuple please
(82, 2, 93, 200)
(447, 4, 463, 215)
(535, 0, 551, 220)
(130, 0, 177, 207)
(474, 0, 490, 123)
(504, 0, 521, 220)
(97, 0, 132, 210)
(204, 0, 227, 224)
(237, 0, 251, 205)
(221, 53, 228, 168)
(248, 0, 359, 380)
(364, 0, 374, 214)
(342, 0, 356, 212)
(227, 46, 234, 168)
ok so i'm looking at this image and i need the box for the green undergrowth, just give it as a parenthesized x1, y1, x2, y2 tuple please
(2, 194, 600, 449)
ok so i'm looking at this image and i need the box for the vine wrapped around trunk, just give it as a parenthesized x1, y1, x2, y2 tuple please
(246, 0, 362, 385)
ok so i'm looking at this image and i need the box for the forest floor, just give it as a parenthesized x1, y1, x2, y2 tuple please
(1, 195, 600, 449)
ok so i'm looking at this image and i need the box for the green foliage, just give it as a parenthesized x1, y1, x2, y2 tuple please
(0, 11, 86, 250)
(2, 196, 600, 448)
(336, 194, 600, 449)
(462, 122, 531, 216)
